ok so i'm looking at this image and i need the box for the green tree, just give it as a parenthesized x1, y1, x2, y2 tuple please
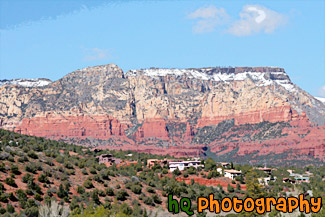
(131, 185, 142, 194)
(116, 190, 128, 201)
(77, 186, 85, 194)
(27, 151, 38, 159)
(91, 190, 101, 205)
(6, 203, 15, 213)
(70, 197, 80, 212)
(0, 183, 5, 193)
(120, 203, 133, 215)
(8, 192, 17, 202)
(245, 170, 266, 199)
(83, 180, 94, 189)
(57, 184, 68, 198)
(106, 187, 114, 196)
(0, 163, 6, 172)
(0, 193, 8, 203)
(5, 177, 17, 187)
(15, 189, 27, 201)
(34, 193, 43, 201)
(227, 184, 234, 193)
(0, 207, 6, 215)
(22, 173, 34, 183)
(204, 158, 216, 171)
(10, 164, 21, 175)
(143, 196, 154, 206)
(38, 173, 48, 183)
(172, 168, 181, 176)
(240, 170, 267, 217)
(152, 194, 162, 204)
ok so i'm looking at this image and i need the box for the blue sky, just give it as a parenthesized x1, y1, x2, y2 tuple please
(0, 0, 324, 96)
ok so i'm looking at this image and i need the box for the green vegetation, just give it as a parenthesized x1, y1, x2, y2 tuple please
(0, 128, 323, 216)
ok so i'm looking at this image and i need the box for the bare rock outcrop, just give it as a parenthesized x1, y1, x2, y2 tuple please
(1, 63, 324, 165)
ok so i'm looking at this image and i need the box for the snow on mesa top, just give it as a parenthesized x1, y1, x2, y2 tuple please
(126, 66, 296, 92)
(315, 97, 325, 104)
(0, 78, 52, 87)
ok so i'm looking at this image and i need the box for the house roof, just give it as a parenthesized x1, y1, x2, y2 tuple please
(169, 160, 201, 164)
(224, 169, 242, 174)
(257, 167, 272, 171)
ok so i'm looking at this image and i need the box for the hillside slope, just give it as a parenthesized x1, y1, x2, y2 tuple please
(0, 129, 175, 216)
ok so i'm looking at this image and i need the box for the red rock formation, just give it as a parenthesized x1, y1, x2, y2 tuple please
(1, 64, 324, 164)
(197, 106, 293, 127)
(184, 122, 194, 141)
(15, 115, 128, 140)
(134, 119, 169, 140)
(208, 122, 325, 162)
(7, 104, 324, 163)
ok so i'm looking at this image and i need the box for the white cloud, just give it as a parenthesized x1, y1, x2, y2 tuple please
(83, 48, 109, 61)
(188, 5, 288, 36)
(187, 6, 229, 33)
(318, 85, 325, 97)
(227, 5, 287, 36)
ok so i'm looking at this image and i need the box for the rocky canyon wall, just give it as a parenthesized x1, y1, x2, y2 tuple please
(1, 64, 324, 165)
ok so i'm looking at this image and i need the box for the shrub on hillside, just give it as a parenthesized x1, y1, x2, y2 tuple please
(27, 151, 38, 159)
(116, 190, 128, 201)
(105, 187, 114, 196)
(0, 193, 8, 203)
(131, 185, 142, 194)
(38, 173, 49, 183)
(6, 203, 15, 213)
(22, 173, 33, 183)
(8, 192, 17, 202)
(10, 164, 21, 175)
(5, 177, 17, 188)
(0, 163, 6, 172)
(146, 187, 155, 194)
(172, 168, 181, 176)
(143, 196, 154, 206)
(152, 194, 162, 204)
(0, 183, 5, 193)
(83, 180, 94, 189)
(0, 207, 6, 214)
(34, 193, 43, 201)
(227, 184, 234, 193)
(76, 186, 85, 194)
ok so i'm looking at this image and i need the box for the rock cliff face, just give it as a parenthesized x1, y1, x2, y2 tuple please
(1, 63, 324, 165)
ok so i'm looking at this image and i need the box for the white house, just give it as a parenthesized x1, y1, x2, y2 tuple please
(258, 176, 277, 185)
(169, 160, 203, 172)
(224, 169, 242, 180)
